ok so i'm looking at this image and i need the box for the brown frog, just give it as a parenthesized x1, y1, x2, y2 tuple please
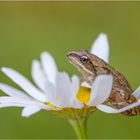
(67, 50, 140, 116)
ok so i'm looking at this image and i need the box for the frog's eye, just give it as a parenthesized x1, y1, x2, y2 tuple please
(80, 55, 89, 64)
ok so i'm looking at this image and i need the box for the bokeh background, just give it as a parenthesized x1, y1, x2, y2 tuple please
(0, 1, 140, 139)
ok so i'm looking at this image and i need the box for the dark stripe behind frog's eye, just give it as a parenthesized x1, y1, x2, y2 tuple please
(80, 55, 89, 63)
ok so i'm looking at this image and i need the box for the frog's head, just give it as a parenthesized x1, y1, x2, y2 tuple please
(67, 50, 97, 83)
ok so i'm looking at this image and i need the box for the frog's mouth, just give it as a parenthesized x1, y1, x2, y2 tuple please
(66, 51, 83, 70)
(67, 52, 76, 63)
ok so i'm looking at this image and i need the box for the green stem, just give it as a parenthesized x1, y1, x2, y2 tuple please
(68, 118, 87, 139)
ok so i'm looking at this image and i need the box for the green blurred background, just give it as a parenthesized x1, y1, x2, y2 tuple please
(0, 1, 140, 139)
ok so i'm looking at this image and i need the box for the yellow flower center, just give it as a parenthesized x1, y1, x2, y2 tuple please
(46, 86, 95, 120)
(46, 87, 91, 108)
(76, 87, 91, 105)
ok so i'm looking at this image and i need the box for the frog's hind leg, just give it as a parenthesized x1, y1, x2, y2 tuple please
(122, 87, 140, 116)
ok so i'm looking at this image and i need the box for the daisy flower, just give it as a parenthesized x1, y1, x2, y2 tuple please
(0, 52, 111, 119)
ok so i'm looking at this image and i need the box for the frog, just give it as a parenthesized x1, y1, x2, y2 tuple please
(67, 50, 140, 116)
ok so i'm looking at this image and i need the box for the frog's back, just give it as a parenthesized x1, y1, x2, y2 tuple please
(106, 64, 134, 108)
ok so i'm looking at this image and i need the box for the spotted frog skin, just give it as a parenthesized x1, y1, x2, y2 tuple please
(67, 50, 140, 116)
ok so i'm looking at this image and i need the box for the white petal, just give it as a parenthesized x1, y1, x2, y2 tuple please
(81, 81, 91, 88)
(1, 67, 47, 102)
(0, 83, 31, 100)
(90, 33, 109, 63)
(0, 103, 25, 108)
(44, 81, 63, 107)
(0, 96, 32, 104)
(22, 105, 41, 117)
(71, 75, 80, 97)
(97, 100, 140, 113)
(31, 61, 60, 109)
(88, 75, 113, 106)
(70, 75, 83, 108)
(0, 97, 52, 111)
(132, 86, 140, 99)
(70, 99, 84, 109)
(40, 52, 57, 84)
(31, 60, 48, 92)
(55, 72, 72, 107)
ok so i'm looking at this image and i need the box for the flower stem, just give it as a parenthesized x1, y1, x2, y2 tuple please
(68, 118, 87, 139)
